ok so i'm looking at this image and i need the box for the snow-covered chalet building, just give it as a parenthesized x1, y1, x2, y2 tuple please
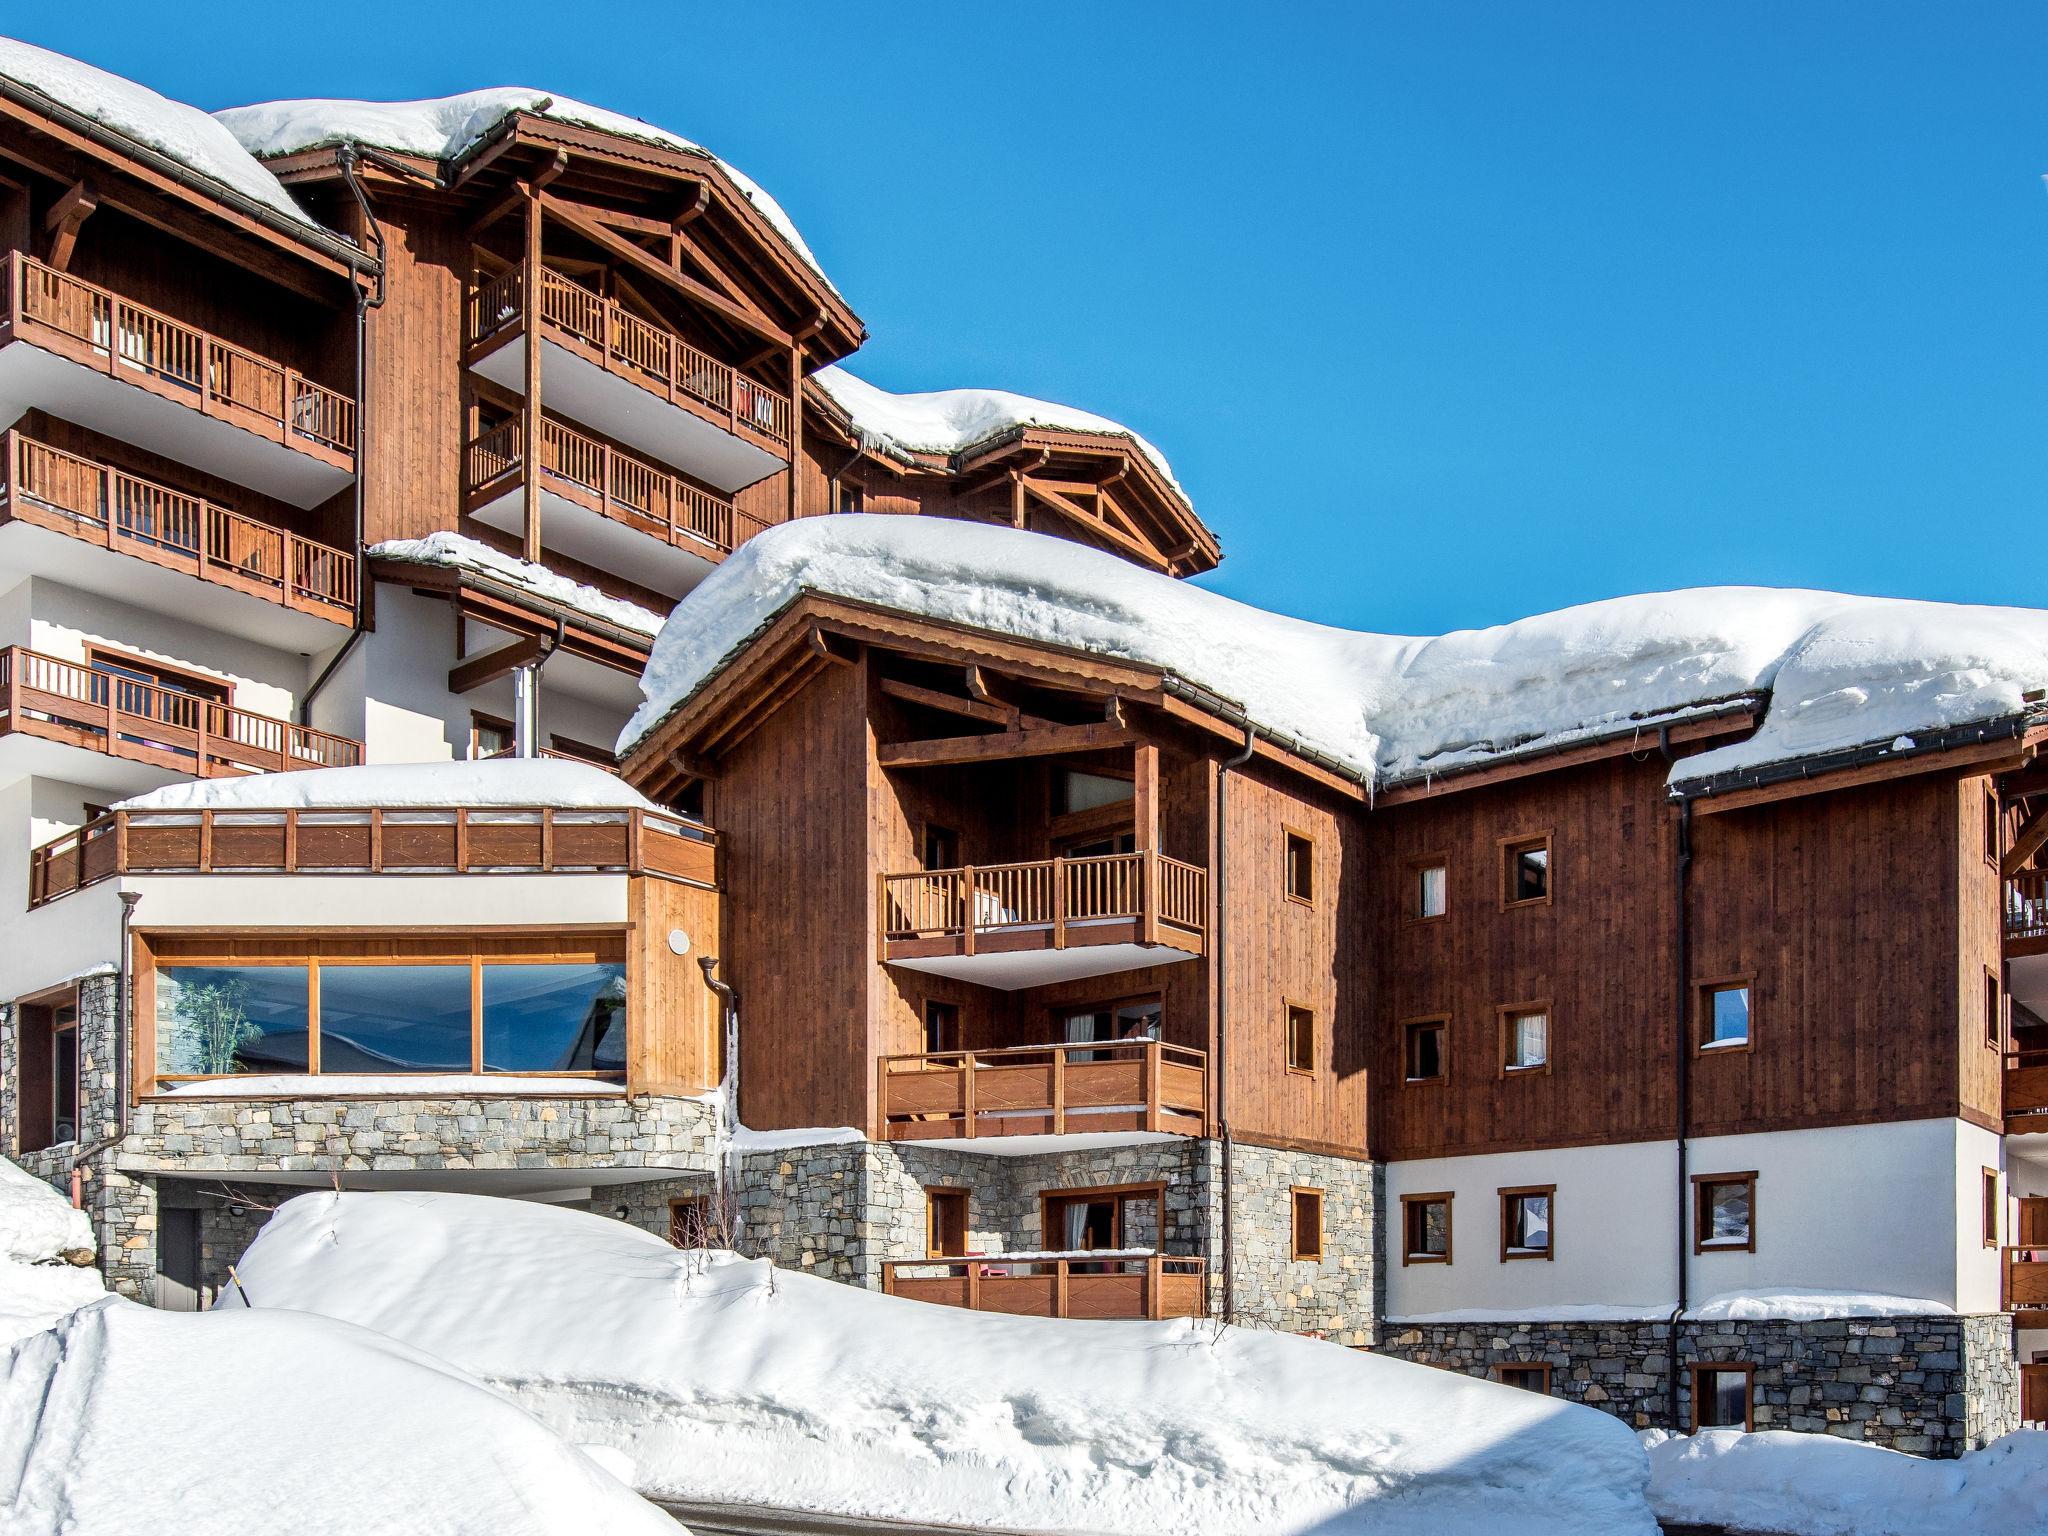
(2, 37, 2046, 1458)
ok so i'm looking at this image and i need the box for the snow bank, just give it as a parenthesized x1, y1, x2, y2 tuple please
(116, 757, 665, 814)
(0, 1300, 678, 1535)
(816, 363, 1182, 491)
(0, 1158, 102, 1347)
(214, 89, 832, 290)
(159, 1073, 627, 1099)
(0, 38, 317, 229)
(619, 516, 2048, 794)
(1644, 1427, 2048, 1536)
(231, 1190, 1656, 1535)
(371, 530, 667, 637)
(1393, 1289, 1955, 1326)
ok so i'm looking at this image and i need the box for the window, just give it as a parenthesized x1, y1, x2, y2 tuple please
(1690, 1365, 1754, 1431)
(1401, 1192, 1452, 1264)
(1410, 859, 1448, 922)
(926, 1188, 969, 1258)
(1041, 1184, 1162, 1257)
(1500, 1186, 1554, 1261)
(1284, 830, 1315, 904)
(1403, 1017, 1448, 1083)
(921, 823, 959, 871)
(1492, 1363, 1551, 1393)
(1058, 995, 1161, 1061)
(1986, 787, 2001, 867)
(836, 480, 866, 515)
(470, 712, 513, 760)
(668, 1196, 711, 1248)
(1501, 834, 1551, 907)
(1698, 980, 1752, 1052)
(1500, 1006, 1549, 1074)
(1693, 1172, 1757, 1254)
(1987, 969, 2004, 1051)
(50, 1000, 79, 1147)
(1984, 1167, 2002, 1249)
(1285, 1003, 1317, 1074)
(1058, 770, 1134, 815)
(1291, 1187, 1324, 1261)
(923, 999, 961, 1055)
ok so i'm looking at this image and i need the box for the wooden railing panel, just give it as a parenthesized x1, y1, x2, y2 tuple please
(880, 1040, 1209, 1140)
(882, 852, 1208, 952)
(2007, 1058, 2048, 1119)
(881, 1256, 1207, 1320)
(2007, 1250, 2048, 1310)
(2012, 872, 2048, 947)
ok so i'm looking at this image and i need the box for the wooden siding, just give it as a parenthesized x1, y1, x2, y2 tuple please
(362, 197, 468, 546)
(627, 872, 722, 1095)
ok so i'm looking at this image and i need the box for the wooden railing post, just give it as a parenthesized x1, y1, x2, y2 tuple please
(1052, 1043, 1066, 1136)
(1147, 1253, 1164, 1320)
(1142, 847, 1161, 945)
(960, 864, 977, 956)
(1052, 853, 1067, 949)
(1056, 1259, 1070, 1319)
(882, 1263, 896, 1298)
(1144, 1041, 1163, 1132)
(967, 1260, 981, 1313)
(193, 700, 209, 777)
(962, 1051, 977, 1139)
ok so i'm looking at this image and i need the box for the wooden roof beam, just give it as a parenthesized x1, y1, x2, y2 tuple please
(2006, 803, 2048, 879)
(878, 721, 1134, 769)
(42, 177, 96, 271)
(449, 630, 553, 694)
(1024, 478, 1170, 573)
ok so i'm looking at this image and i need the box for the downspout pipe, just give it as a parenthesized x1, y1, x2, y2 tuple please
(71, 890, 144, 1185)
(1216, 726, 1259, 1325)
(1663, 724, 1695, 1429)
(698, 957, 740, 1198)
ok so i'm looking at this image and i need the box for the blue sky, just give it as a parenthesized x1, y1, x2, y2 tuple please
(20, 3, 2048, 634)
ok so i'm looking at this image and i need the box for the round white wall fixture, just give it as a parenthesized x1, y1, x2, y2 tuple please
(666, 928, 691, 956)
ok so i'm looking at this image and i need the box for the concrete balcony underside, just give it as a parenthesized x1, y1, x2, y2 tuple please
(466, 475, 720, 599)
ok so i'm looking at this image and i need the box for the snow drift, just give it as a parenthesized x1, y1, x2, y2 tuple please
(370, 530, 667, 637)
(229, 1190, 1658, 1535)
(0, 1157, 102, 1348)
(619, 516, 2048, 794)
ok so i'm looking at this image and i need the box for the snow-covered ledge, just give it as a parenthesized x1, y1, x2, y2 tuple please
(153, 1075, 628, 1100)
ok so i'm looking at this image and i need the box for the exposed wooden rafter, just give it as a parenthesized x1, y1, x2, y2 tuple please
(2006, 803, 2048, 879)
(878, 721, 1135, 769)
(41, 177, 95, 271)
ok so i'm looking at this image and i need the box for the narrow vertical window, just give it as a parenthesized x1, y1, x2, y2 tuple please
(1413, 860, 1448, 921)
(1691, 1366, 1754, 1431)
(921, 824, 959, 871)
(1285, 1003, 1316, 1073)
(1988, 970, 2004, 1051)
(1984, 1168, 2001, 1249)
(926, 1188, 969, 1258)
(51, 1000, 79, 1146)
(1401, 1193, 1453, 1263)
(1403, 1018, 1448, 1083)
(923, 999, 960, 1055)
(1986, 787, 2001, 867)
(1284, 831, 1315, 904)
(1291, 1188, 1324, 1261)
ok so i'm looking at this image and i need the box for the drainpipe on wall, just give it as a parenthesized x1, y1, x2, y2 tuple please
(1665, 754, 1697, 1429)
(70, 889, 144, 1199)
(698, 956, 740, 1205)
(1216, 726, 1259, 1325)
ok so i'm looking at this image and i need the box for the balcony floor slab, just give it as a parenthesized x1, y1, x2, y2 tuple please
(0, 729, 186, 798)
(468, 483, 716, 601)
(886, 939, 1200, 991)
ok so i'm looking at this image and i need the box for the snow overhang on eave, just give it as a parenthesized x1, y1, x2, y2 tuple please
(1671, 709, 2048, 805)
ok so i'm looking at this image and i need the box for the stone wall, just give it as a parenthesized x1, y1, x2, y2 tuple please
(1380, 1314, 2020, 1457)
(1221, 1142, 1379, 1347)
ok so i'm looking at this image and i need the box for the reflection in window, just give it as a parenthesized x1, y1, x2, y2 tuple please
(156, 966, 311, 1076)
(318, 965, 471, 1072)
(482, 962, 626, 1072)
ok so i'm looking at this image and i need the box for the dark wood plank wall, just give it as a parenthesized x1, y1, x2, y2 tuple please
(363, 198, 466, 546)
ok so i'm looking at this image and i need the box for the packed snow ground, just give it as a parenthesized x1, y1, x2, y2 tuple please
(229, 1190, 1658, 1535)
(370, 531, 668, 637)
(0, 1160, 676, 1535)
(115, 756, 665, 814)
(621, 516, 2048, 793)
(1645, 1426, 2048, 1536)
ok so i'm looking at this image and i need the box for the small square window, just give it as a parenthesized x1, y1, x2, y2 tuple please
(1691, 1365, 1754, 1431)
(1285, 1004, 1316, 1074)
(1402, 1193, 1452, 1263)
(1285, 831, 1315, 904)
(922, 823, 959, 871)
(1493, 1363, 1551, 1393)
(668, 1196, 711, 1248)
(1987, 970, 2004, 1051)
(1699, 982, 1751, 1052)
(1694, 1173, 1756, 1253)
(1500, 1187, 1553, 1260)
(1411, 860, 1447, 922)
(1291, 1187, 1324, 1261)
(1502, 835, 1550, 906)
(923, 999, 960, 1055)
(1501, 1008, 1549, 1074)
(1984, 1167, 2001, 1249)
(1403, 1018, 1447, 1083)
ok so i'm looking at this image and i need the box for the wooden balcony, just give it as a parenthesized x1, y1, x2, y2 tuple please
(29, 802, 715, 909)
(2007, 1049, 2048, 1136)
(882, 1253, 1207, 1321)
(465, 265, 790, 492)
(0, 253, 354, 504)
(463, 416, 773, 591)
(1, 431, 354, 622)
(2010, 871, 2048, 955)
(2004, 1246, 2048, 1329)
(880, 1039, 1209, 1142)
(881, 851, 1206, 987)
(1, 645, 361, 791)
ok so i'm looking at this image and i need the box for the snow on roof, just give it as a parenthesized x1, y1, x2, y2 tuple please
(229, 1190, 1655, 1535)
(0, 1157, 102, 1347)
(816, 363, 1183, 492)
(1, 1301, 677, 1534)
(0, 37, 321, 230)
(370, 531, 665, 638)
(619, 516, 2048, 796)
(214, 88, 834, 291)
(114, 758, 666, 815)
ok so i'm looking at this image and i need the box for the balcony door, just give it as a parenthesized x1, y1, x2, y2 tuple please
(1061, 995, 1162, 1062)
(1043, 1184, 1164, 1272)
(89, 648, 230, 750)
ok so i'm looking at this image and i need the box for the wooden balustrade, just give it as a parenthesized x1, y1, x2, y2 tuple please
(2004, 1246, 2048, 1324)
(2007, 1048, 2048, 1129)
(2010, 870, 2048, 949)
(880, 1038, 1210, 1141)
(0, 646, 363, 798)
(881, 1253, 1207, 1320)
(464, 264, 792, 449)
(5, 253, 355, 459)
(881, 850, 1208, 959)
(27, 802, 715, 908)
(1, 431, 355, 616)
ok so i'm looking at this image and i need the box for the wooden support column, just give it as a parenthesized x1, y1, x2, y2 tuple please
(787, 343, 803, 523)
(521, 191, 543, 564)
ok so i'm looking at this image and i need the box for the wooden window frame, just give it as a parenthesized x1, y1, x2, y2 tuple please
(1694, 974, 1756, 1056)
(1689, 1362, 1757, 1432)
(470, 710, 514, 760)
(925, 1186, 971, 1259)
(1045, 991, 1163, 1043)
(1284, 999, 1317, 1076)
(922, 998, 962, 1056)
(1499, 831, 1554, 910)
(1291, 1186, 1324, 1261)
(1400, 1191, 1453, 1265)
(1499, 1184, 1556, 1262)
(86, 644, 234, 706)
(1283, 827, 1316, 907)
(668, 1195, 710, 1248)
(1987, 968, 2004, 1052)
(1038, 1181, 1164, 1252)
(1984, 1166, 2002, 1249)
(1401, 1014, 1449, 1085)
(1405, 854, 1450, 926)
(1497, 1001, 1553, 1077)
(1692, 1171, 1758, 1255)
(1986, 784, 2002, 869)
(1491, 1362, 1552, 1393)
(921, 820, 960, 872)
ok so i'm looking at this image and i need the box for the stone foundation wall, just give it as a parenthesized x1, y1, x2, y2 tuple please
(1221, 1142, 1379, 1346)
(1380, 1314, 2020, 1456)
(594, 1173, 720, 1244)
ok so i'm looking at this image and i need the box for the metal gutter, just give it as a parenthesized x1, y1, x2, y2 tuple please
(1671, 710, 2046, 803)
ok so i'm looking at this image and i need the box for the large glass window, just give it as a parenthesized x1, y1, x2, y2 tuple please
(318, 965, 472, 1072)
(156, 965, 313, 1076)
(482, 962, 626, 1073)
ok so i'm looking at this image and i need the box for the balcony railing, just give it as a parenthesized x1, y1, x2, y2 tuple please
(2, 431, 355, 617)
(2010, 871, 2048, 949)
(880, 1039, 1209, 1141)
(464, 417, 771, 557)
(2004, 1246, 2048, 1325)
(4, 253, 355, 461)
(2007, 1049, 2048, 1132)
(1, 644, 361, 787)
(882, 1253, 1207, 1320)
(28, 802, 715, 909)
(882, 850, 1207, 959)
(466, 265, 792, 450)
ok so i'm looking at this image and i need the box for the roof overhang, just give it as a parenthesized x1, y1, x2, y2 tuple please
(368, 553, 652, 676)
